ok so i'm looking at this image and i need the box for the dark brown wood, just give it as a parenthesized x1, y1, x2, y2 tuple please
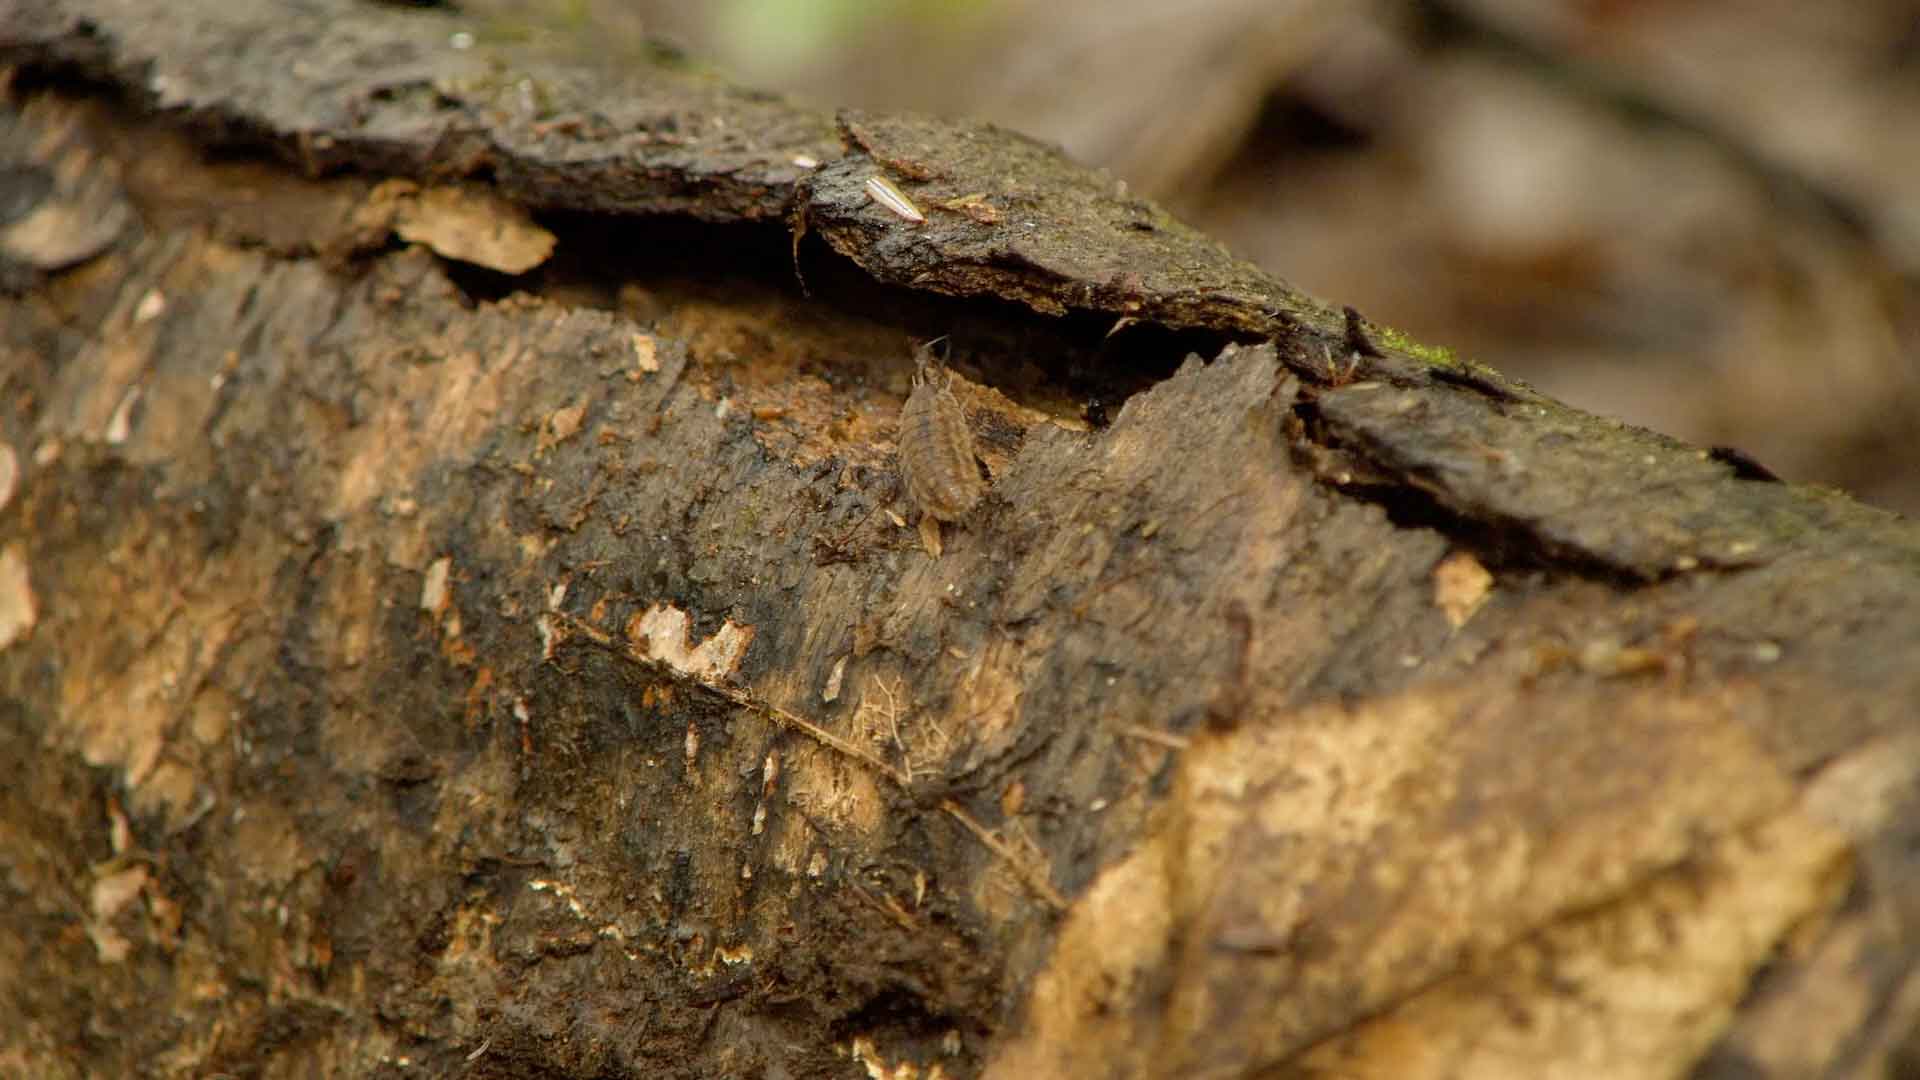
(3, 3, 1919, 1077)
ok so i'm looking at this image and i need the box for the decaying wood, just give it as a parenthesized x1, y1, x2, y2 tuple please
(3, 2, 1920, 1078)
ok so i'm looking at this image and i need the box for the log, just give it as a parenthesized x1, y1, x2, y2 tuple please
(3, 2, 1918, 1077)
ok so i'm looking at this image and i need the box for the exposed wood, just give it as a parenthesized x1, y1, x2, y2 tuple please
(3, 2, 1919, 1078)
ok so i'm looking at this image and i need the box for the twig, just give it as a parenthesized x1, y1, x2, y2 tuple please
(729, 688, 911, 788)
(850, 880, 920, 932)
(939, 799, 1068, 912)
(553, 614, 909, 785)
(1116, 724, 1190, 750)
(551, 613, 1068, 911)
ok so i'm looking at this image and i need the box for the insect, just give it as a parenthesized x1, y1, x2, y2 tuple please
(865, 174, 925, 224)
(897, 339, 985, 557)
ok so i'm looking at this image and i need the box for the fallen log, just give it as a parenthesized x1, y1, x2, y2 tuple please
(2, 2, 1918, 1076)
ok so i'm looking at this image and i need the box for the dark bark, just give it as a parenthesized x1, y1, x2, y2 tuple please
(2, 2, 1918, 1077)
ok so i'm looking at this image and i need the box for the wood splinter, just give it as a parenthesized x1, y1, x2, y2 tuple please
(897, 339, 986, 557)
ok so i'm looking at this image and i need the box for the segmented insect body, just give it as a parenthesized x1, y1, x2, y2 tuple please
(898, 344, 984, 524)
(864, 174, 926, 223)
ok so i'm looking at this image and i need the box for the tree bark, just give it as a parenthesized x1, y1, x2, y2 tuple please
(3, 2, 1918, 1077)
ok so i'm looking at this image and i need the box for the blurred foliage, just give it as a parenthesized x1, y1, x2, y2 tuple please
(711, 0, 987, 85)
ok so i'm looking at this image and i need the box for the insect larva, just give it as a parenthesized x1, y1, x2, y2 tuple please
(865, 174, 925, 224)
(897, 342, 985, 556)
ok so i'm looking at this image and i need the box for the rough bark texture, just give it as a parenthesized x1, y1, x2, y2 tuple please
(3, 2, 1919, 1078)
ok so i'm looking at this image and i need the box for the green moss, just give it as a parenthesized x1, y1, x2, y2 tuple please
(1373, 325, 1460, 369)
(551, 0, 592, 32)
(471, 18, 536, 47)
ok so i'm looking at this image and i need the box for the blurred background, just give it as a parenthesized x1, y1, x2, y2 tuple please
(469, 0, 1920, 513)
